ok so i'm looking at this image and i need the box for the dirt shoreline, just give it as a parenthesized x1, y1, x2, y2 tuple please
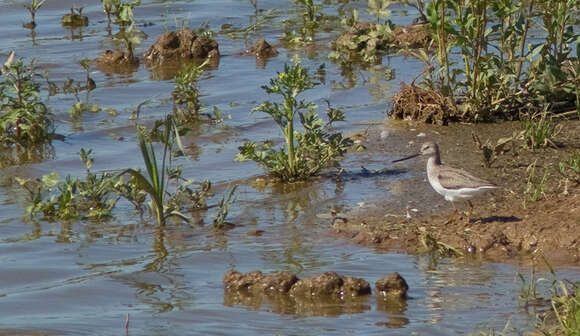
(335, 119, 580, 266)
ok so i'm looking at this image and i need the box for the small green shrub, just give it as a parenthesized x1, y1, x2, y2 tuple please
(558, 152, 580, 185)
(236, 61, 353, 181)
(0, 59, 54, 147)
(16, 149, 121, 221)
(521, 111, 561, 149)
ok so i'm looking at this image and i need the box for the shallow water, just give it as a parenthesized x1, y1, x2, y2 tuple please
(0, 0, 578, 335)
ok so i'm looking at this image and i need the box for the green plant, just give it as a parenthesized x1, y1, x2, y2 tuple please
(121, 117, 188, 226)
(236, 60, 353, 181)
(213, 185, 238, 228)
(558, 152, 580, 185)
(66, 59, 99, 117)
(551, 283, 580, 335)
(521, 110, 561, 149)
(329, 5, 396, 67)
(22, 0, 45, 28)
(61, 6, 89, 27)
(523, 160, 549, 207)
(281, 0, 324, 46)
(0, 59, 54, 147)
(16, 150, 121, 221)
(171, 59, 216, 123)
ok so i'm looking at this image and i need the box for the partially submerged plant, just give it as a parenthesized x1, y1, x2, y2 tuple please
(61, 6, 89, 27)
(16, 149, 121, 221)
(281, 0, 324, 47)
(0, 59, 54, 147)
(121, 116, 213, 226)
(236, 60, 353, 181)
(22, 0, 45, 29)
(172, 59, 222, 123)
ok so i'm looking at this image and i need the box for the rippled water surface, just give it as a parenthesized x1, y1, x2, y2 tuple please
(0, 1, 578, 335)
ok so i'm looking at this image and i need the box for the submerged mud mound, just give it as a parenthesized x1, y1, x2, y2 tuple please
(143, 29, 220, 66)
(223, 270, 406, 316)
(94, 50, 139, 74)
(245, 39, 278, 67)
(389, 83, 458, 125)
(390, 24, 430, 48)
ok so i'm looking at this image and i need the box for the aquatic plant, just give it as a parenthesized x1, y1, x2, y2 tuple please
(172, 59, 216, 123)
(16, 149, 121, 221)
(66, 59, 99, 117)
(213, 185, 238, 228)
(61, 6, 89, 27)
(236, 60, 353, 181)
(121, 116, 214, 226)
(281, 0, 324, 47)
(22, 0, 45, 29)
(0, 59, 54, 147)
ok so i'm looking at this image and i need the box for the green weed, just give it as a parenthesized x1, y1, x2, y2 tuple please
(22, 0, 45, 28)
(0, 59, 54, 147)
(172, 59, 222, 123)
(521, 111, 561, 149)
(236, 60, 353, 181)
(523, 160, 549, 208)
(61, 6, 89, 27)
(558, 152, 580, 185)
(16, 149, 121, 221)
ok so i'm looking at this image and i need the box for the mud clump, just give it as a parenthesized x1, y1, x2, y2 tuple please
(223, 269, 382, 316)
(143, 29, 220, 66)
(245, 39, 278, 67)
(390, 24, 430, 48)
(94, 50, 139, 74)
(246, 39, 278, 59)
(375, 272, 408, 299)
(389, 83, 458, 125)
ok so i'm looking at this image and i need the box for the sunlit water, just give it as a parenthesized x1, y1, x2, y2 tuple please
(0, 1, 578, 335)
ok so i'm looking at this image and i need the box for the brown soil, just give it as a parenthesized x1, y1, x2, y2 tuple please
(389, 24, 430, 48)
(94, 50, 139, 74)
(334, 119, 580, 265)
(244, 39, 278, 68)
(143, 29, 220, 66)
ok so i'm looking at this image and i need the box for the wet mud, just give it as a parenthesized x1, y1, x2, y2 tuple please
(333, 119, 580, 265)
(143, 29, 220, 66)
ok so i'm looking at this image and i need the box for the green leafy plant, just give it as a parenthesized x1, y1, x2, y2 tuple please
(16, 149, 121, 221)
(213, 185, 238, 228)
(172, 59, 222, 123)
(0, 59, 54, 147)
(121, 116, 213, 226)
(22, 0, 45, 28)
(521, 110, 561, 149)
(523, 160, 549, 208)
(236, 61, 353, 181)
(281, 0, 324, 47)
(558, 152, 580, 185)
(61, 6, 89, 27)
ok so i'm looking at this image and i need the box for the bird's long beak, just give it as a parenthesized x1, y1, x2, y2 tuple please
(392, 153, 420, 163)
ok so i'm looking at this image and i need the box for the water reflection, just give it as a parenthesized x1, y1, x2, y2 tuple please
(376, 296, 409, 328)
(223, 289, 371, 317)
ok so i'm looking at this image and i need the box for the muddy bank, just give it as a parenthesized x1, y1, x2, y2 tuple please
(334, 120, 580, 265)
